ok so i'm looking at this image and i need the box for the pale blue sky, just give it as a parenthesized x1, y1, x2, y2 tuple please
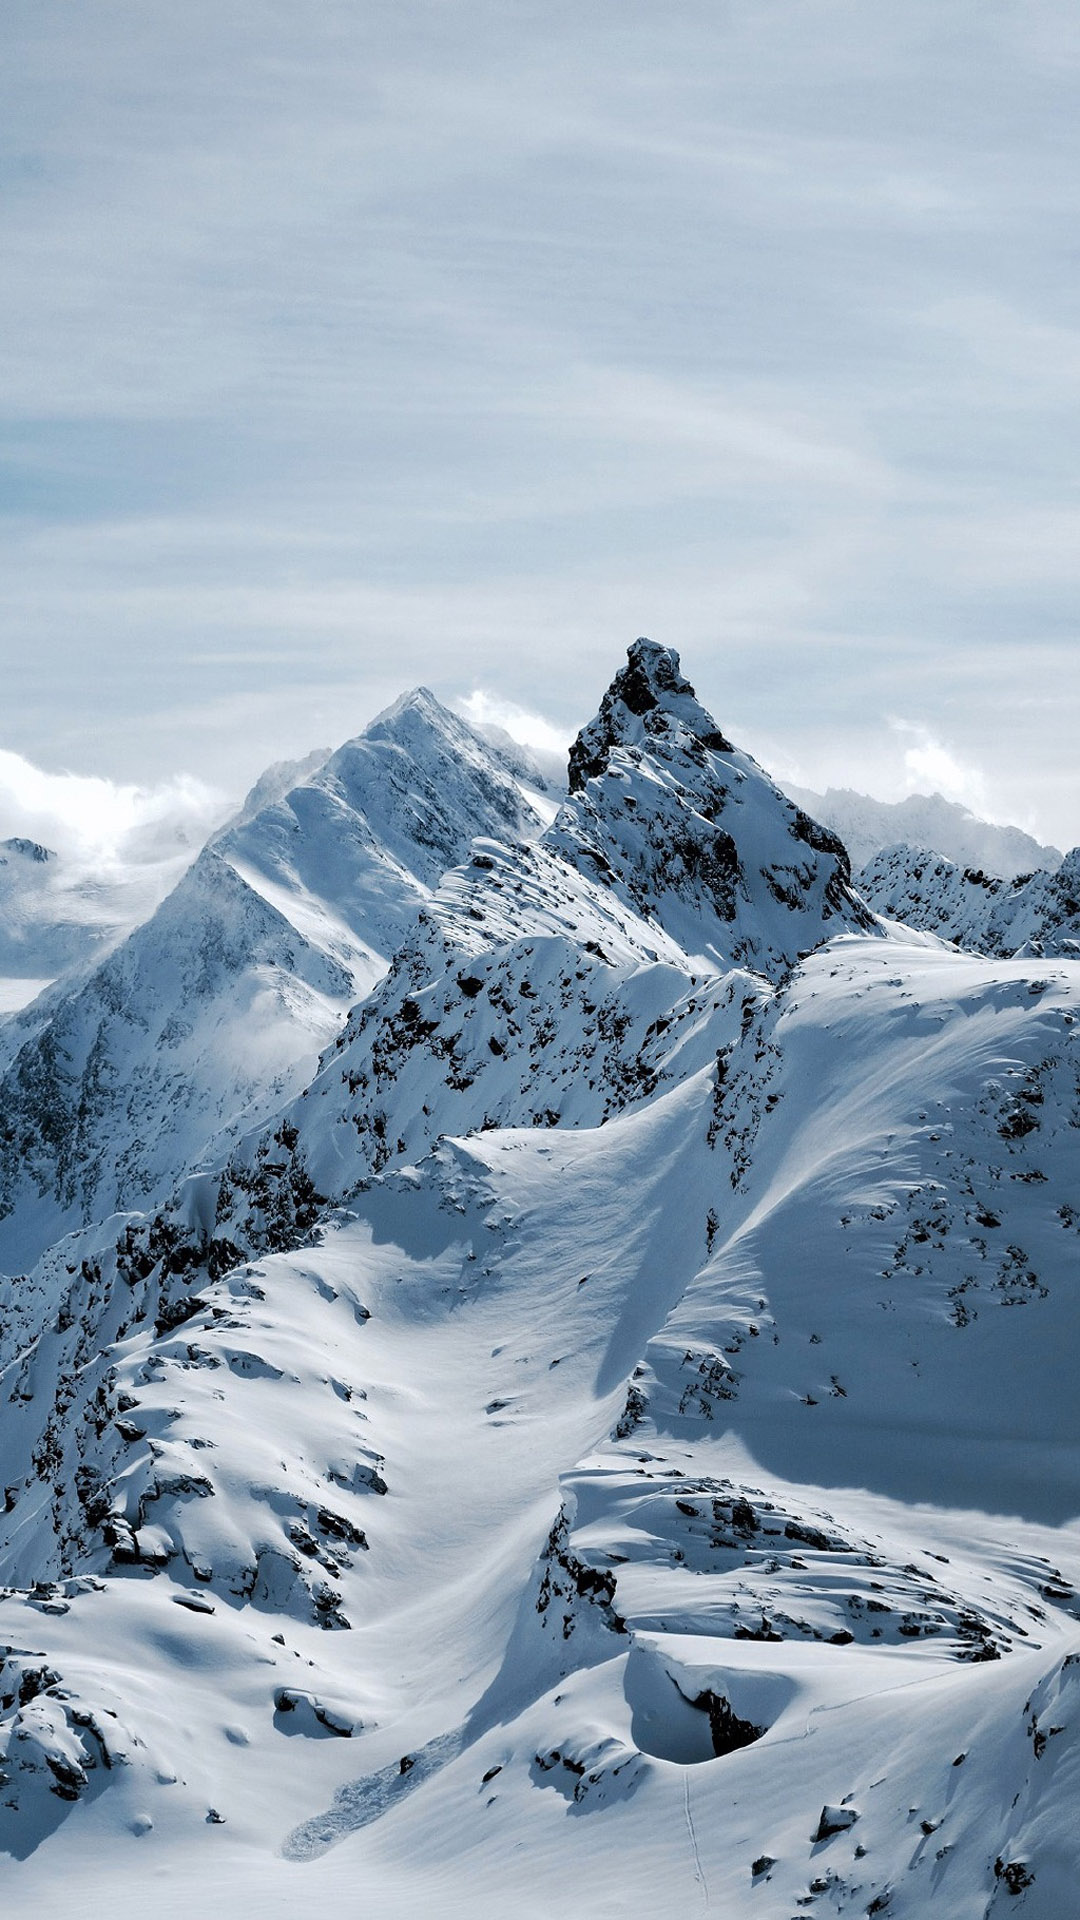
(1, 0, 1078, 847)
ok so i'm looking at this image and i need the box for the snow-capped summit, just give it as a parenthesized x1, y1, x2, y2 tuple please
(317, 686, 538, 891)
(567, 638, 733, 789)
(0, 692, 542, 1271)
(553, 639, 875, 974)
(216, 685, 538, 966)
(209, 644, 877, 1233)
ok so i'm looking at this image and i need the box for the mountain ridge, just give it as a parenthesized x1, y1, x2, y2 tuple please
(202, 639, 879, 1245)
(857, 842, 1080, 959)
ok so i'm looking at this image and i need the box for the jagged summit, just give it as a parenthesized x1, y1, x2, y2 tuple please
(568, 639, 732, 791)
(230, 641, 881, 1219)
(555, 637, 874, 974)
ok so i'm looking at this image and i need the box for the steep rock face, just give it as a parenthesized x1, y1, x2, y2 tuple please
(858, 843, 1080, 958)
(0, 694, 541, 1271)
(555, 640, 875, 973)
(567, 638, 734, 789)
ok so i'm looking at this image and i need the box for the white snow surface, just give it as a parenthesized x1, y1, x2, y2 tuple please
(1, 642, 1079, 1917)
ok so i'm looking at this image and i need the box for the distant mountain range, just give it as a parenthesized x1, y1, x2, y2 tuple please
(786, 782, 1063, 875)
(0, 833, 197, 1011)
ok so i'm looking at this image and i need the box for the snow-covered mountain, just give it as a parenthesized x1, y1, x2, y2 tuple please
(787, 783, 1063, 876)
(0, 691, 540, 1272)
(1, 640, 1078, 1918)
(205, 640, 875, 1244)
(858, 843, 1080, 958)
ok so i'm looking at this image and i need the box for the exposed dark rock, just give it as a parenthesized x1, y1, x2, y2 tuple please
(814, 1804, 859, 1841)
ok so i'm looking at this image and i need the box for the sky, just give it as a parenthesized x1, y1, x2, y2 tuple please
(1, 0, 1078, 855)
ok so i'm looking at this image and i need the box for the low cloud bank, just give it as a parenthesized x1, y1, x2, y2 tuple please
(0, 749, 229, 873)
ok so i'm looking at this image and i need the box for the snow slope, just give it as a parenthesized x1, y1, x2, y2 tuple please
(0, 641, 1078, 1918)
(1, 937, 1078, 1918)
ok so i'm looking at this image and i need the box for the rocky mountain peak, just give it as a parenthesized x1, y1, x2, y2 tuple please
(0, 837, 53, 864)
(555, 639, 871, 974)
(568, 639, 732, 792)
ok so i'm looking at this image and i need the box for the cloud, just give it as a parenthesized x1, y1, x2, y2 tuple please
(455, 690, 570, 755)
(889, 721, 990, 816)
(0, 748, 227, 871)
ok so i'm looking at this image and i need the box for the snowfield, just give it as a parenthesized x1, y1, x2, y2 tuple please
(1, 642, 1078, 1917)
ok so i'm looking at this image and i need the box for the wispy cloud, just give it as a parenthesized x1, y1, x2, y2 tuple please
(0, 749, 227, 871)
(455, 690, 569, 754)
(889, 722, 990, 816)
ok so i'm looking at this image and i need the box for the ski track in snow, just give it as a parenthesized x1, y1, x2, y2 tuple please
(683, 1772, 710, 1910)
